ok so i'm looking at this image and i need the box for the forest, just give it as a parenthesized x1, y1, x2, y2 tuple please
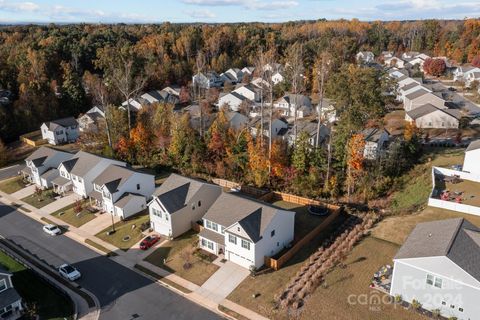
(0, 18, 479, 201)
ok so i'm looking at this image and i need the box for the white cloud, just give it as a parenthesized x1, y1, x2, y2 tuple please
(0, 0, 39, 12)
(187, 9, 216, 18)
(182, 0, 298, 11)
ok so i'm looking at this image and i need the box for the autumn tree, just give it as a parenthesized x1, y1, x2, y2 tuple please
(472, 55, 480, 68)
(423, 58, 446, 77)
(346, 134, 366, 202)
(246, 132, 269, 187)
(285, 43, 305, 143)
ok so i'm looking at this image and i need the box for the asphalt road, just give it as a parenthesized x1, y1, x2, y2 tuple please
(0, 164, 25, 181)
(0, 202, 222, 320)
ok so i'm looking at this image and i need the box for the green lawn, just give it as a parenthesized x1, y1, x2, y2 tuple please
(21, 189, 57, 208)
(144, 230, 219, 286)
(51, 201, 97, 227)
(95, 213, 150, 251)
(0, 176, 27, 194)
(0, 251, 74, 320)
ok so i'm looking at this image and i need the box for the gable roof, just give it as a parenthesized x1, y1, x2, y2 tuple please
(153, 174, 220, 214)
(406, 103, 439, 119)
(26, 147, 71, 167)
(43, 117, 78, 131)
(361, 127, 389, 143)
(68, 151, 119, 177)
(405, 88, 430, 100)
(204, 192, 291, 242)
(114, 192, 144, 209)
(278, 94, 311, 107)
(466, 140, 480, 152)
(92, 165, 135, 193)
(395, 218, 480, 282)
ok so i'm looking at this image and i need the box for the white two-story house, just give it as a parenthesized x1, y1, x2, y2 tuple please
(148, 174, 222, 238)
(274, 94, 312, 118)
(40, 117, 79, 145)
(90, 165, 155, 219)
(0, 266, 23, 320)
(53, 151, 126, 196)
(199, 192, 295, 269)
(390, 218, 480, 320)
(361, 128, 390, 160)
(22, 147, 72, 189)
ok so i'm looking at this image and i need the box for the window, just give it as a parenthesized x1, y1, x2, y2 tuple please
(136, 184, 140, 190)
(211, 222, 218, 232)
(442, 301, 446, 305)
(207, 241, 214, 250)
(221, 226, 225, 234)
(241, 239, 250, 250)
(165, 214, 169, 221)
(152, 208, 162, 218)
(434, 277, 443, 288)
(192, 204, 195, 210)
(271, 230, 275, 237)
(78, 178, 83, 183)
(277, 242, 279, 247)
(459, 308, 464, 312)
(450, 305, 455, 309)
(426, 274, 434, 285)
(229, 234, 237, 244)
(206, 220, 212, 229)
(0, 279, 6, 292)
(201, 239, 207, 247)
(198, 201, 202, 207)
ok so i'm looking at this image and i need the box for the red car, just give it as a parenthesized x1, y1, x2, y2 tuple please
(140, 235, 160, 250)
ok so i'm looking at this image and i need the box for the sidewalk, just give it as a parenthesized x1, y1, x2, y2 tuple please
(0, 188, 269, 320)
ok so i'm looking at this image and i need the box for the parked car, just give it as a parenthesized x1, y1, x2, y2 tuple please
(43, 224, 61, 236)
(58, 264, 81, 281)
(139, 235, 160, 250)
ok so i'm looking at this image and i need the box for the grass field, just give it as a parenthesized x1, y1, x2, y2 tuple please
(0, 250, 74, 320)
(144, 231, 219, 286)
(51, 201, 96, 227)
(272, 200, 329, 240)
(389, 148, 464, 214)
(0, 176, 27, 194)
(95, 213, 149, 251)
(21, 189, 57, 208)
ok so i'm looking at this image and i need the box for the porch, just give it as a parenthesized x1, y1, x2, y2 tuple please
(87, 189, 105, 213)
(51, 176, 72, 195)
(198, 228, 225, 256)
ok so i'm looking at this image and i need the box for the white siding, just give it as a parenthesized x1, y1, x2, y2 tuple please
(463, 149, 480, 175)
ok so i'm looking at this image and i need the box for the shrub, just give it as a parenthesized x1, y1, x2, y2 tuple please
(431, 309, 441, 318)
(411, 299, 422, 311)
(394, 294, 402, 303)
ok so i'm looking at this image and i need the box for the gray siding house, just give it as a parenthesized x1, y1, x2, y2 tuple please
(390, 218, 480, 320)
(0, 267, 23, 319)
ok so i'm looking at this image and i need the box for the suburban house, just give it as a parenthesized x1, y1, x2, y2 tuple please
(249, 117, 288, 139)
(274, 94, 312, 118)
(361, 128, 390, 160)
(381, 51, 394, 59)
(318, 99, 337, 123)
(401, 51, 421, 60)
(78, 106, 105, 132)
(22, 147, 72, 189)
(397, 76, 421, 89)
(233, 84, 260, 102)
(0, 266, 23, 320)
(403, 89, 445, 112)
(465, 71, 480, 87)
(241, 67, 255, 76)
(198, 192, 295, 269)
(285, 120, 329, 146)
(121, 88, 181, 112)
(271, 72, 285, 85)
(192, 72, 223, 89)
(405, 104, 461, 129)
(428, 140, 480, 216)
(218, 92, 251, 112)
(390, 218, 480, 320)
(148, 174, 222, 238)
(397, 82, 432, 102)
(220, 68, 244, 84)
(40, 117, 79, 145)
(89, 165, 155, 219)
(453, 66, 480, 82)
(356, 51, 374, 64)
(225, 111, 249, 131)
(54, 151, 126, 197)
(384, 56, 405, 69)
(250, 77, 270, 89)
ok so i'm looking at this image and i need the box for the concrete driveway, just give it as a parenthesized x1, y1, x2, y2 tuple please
(10, 184, 36, 199)
(80, 212, 120, 235)
(41, 193, 79, 214)
(195, 261, 249, 303)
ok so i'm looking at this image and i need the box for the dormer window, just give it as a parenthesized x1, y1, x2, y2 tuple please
(271, 230, 275, 237)
(137, 184, 140, 190)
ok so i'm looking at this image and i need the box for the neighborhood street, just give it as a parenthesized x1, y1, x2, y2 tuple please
(0, 164, 25, 181)
(0, 202, 222, 320)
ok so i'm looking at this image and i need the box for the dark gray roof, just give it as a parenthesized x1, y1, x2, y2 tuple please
(26, 147, 71, 167)
(361, 127, 389, 143)
(204, 192, 293, 243)
(406, 103, 439, 120)
(466, 140, 480, 152)
(66, 151, 114, 177)
(44, 117, 78, 131)
(92, 165, 135, 193)
(51, 175, 71, 186)
(153, 174, 220, 214)
(405, 89, 430, 100)
(401, 82, 422, 91)
(395, 218, 480, 282)
(199, 228, 225, 246)
(114, 193, 144, 208)
(40, 168, 59, 180)
(0, 288, 22, 310)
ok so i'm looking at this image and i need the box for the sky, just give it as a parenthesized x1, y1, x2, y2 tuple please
(0, 0, 479, 24)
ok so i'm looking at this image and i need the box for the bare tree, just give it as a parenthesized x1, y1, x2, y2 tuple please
(194, 51, 207, 137)
(315, 52, 331, 148)
(254, 51, 268, 148)
(286, 43, 305, 144)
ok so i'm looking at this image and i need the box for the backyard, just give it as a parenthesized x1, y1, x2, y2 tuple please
(51, 200, 97, 227)
(0, 250, 74, 320)
(435, 178, 480, 207)
(0, 176, 27, 194)
(144, 230, 219, 286)
(95, 212, 150, 251)
(21, 189, 57, 208)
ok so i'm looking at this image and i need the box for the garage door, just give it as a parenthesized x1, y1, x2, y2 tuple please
(227, 251, 253, 269)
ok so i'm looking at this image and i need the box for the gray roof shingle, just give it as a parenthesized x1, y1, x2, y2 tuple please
(92, 165, 135, 193)
(0, 288, 22, 310)
(395, 218, 480, 281)
(466, 140, 480, 152)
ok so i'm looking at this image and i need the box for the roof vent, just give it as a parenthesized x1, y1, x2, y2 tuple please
(428, 233, 432, 237)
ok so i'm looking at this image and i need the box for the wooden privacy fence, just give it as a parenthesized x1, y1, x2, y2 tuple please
(260, 191, 340, 210)
(211, 178, 269, 198)
(265, 204, 342, 271)
(20, 130, 47, 146)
